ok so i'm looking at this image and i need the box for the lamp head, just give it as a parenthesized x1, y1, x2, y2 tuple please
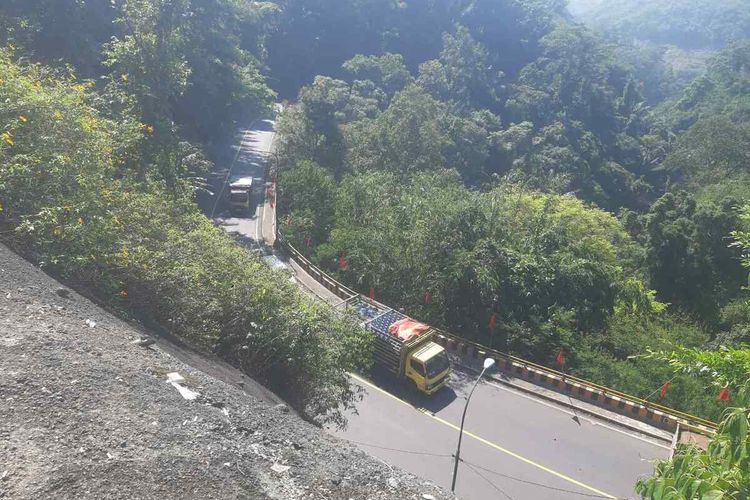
(483, 358, 496, 370)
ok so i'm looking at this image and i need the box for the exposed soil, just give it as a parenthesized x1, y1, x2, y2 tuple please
(0, 243, 450, 500)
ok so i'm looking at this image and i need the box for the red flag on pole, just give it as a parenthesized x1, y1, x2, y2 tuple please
(338, 254, 346, 269)
(659, 381, 671, 399)
(555, 350, 565, 366)
(369, 287, 375, 301)
(488, 313, 497, 330)
(717, 387, 730, 401)
(424, 291, 432, 305)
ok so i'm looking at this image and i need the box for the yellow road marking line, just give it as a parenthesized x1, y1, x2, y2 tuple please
(349, 372, 617, 499)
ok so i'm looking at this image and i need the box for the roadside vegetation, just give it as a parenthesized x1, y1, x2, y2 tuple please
(0, 7, 370, 426)
(634, 216, 750, 498)
(273, 2, 750, 426)
(1, 0, 749, 493)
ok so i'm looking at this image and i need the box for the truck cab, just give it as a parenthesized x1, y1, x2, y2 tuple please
(406, 342, 451, 395)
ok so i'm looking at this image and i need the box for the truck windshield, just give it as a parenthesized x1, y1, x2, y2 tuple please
(425, 351, 449, 379)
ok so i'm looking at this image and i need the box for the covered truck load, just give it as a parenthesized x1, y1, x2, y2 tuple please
(367, 310, 430, 375)
(346, 297, 451, 394)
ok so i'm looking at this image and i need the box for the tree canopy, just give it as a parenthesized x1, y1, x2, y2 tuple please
(2, 0, 750, 493)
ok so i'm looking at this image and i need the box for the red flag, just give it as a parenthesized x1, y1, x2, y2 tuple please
(488, 313, 497, 330)
(304, 236, 312, 248)
(424, 291, 432, 305)
(369, 287, 375, 301)
(717, 387, 730, 401)
(338, 254, 346, 269)
(659, 381, 670, 399)
(555, 350, 565, 366)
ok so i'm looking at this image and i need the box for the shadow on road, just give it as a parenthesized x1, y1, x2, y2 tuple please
(364, 366, 458, 413)
(253, 119, 275, 131)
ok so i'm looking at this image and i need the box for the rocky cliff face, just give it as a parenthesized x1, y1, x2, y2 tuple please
(0, 243, 450, 500)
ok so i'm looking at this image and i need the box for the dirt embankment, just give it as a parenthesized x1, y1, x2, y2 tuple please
(0, 243, 450, 500)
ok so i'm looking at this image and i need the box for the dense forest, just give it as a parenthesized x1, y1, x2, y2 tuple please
(568, 0, 750, 101)
(1, 0, 749, 495)
(268, 2, 750, 494)
(568, 0, 750, 50)
(273, 0, 750, 422)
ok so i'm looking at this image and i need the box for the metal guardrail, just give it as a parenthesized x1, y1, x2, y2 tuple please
(275, 233, 717, 435)
(277, 235, 359, 300)
(430, 326, 717, 430)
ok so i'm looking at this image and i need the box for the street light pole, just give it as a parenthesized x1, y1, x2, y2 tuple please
(451, 357, 496, 492)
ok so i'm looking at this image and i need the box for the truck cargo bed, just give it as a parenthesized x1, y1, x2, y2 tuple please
(341, 297, 433, 376)
(368, 310, 407, 375)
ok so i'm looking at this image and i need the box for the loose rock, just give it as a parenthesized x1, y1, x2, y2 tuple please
(0, 243, 452, 500)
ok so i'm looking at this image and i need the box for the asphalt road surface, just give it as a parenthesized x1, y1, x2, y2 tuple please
(333, 370, 668, 500)
(217, 118, 669, 500)
(212, 118, 276, 245)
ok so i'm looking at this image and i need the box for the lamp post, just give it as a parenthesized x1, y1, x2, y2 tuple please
(451, 357, 496, 492)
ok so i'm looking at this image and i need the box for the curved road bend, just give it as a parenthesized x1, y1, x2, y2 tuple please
(337, 370, 667, 500)
(216, 119, 669, 500)
(211, 118, 277, 245)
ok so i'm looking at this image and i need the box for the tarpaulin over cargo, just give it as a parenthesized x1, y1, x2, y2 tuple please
(387, 318, 429, 341)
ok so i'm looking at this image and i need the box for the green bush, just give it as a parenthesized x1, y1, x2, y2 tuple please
(0, 48, 371, 426)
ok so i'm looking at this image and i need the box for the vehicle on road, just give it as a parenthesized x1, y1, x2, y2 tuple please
(228, 176, 253, 212)
(347, 297, 451, 395)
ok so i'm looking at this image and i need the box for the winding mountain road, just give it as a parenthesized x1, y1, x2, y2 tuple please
(212, 117, 669, 500)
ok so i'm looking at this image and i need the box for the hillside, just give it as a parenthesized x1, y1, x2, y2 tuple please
(567, 0, 750, 50)
(566, 0, 750, 95)
(1, 0, 750, 497)
(0, 243, 449, 500)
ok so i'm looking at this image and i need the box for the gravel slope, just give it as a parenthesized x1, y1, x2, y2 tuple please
(0, 243, 450, 500)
